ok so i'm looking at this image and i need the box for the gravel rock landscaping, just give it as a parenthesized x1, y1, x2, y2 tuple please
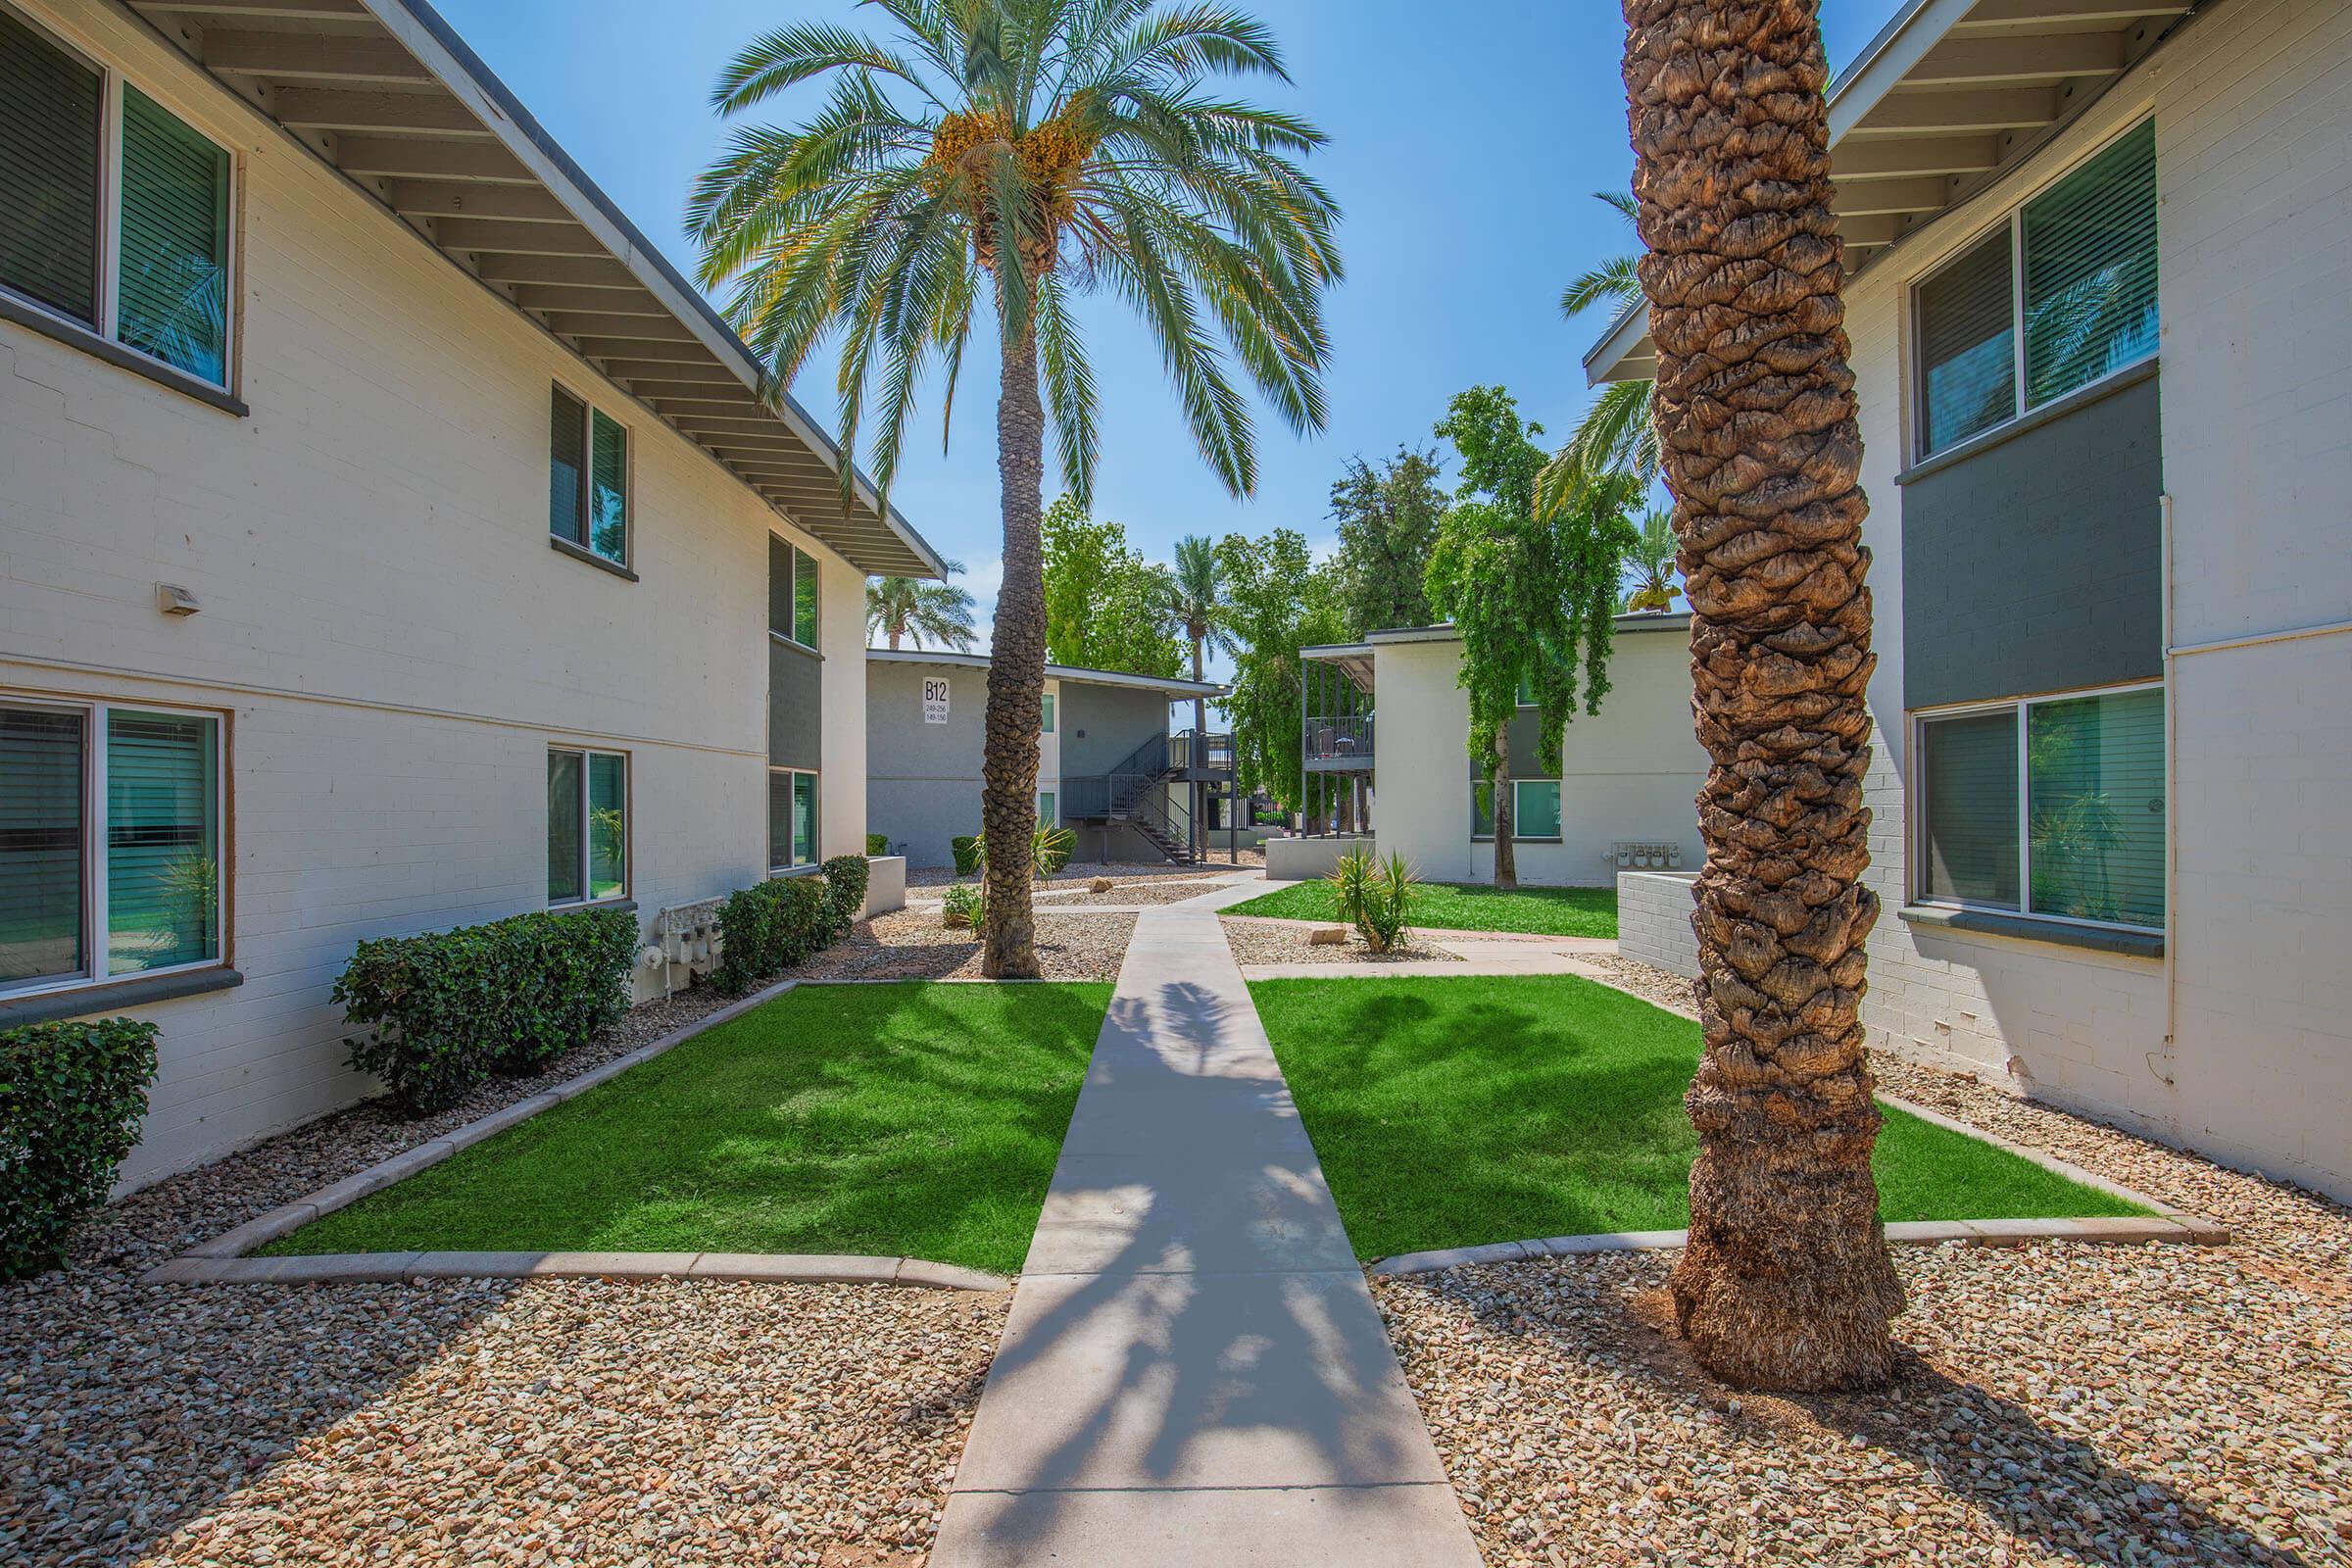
(1219, 914, 1463, 966)
(1033, 877, 1234, 906)
(905, 856, 1257, 888)
(783, 908, 1137, 982)
(1374, 953, 2352, 1566)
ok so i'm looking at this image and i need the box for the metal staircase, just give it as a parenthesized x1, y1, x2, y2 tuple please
(1063, 732, 1213, 864)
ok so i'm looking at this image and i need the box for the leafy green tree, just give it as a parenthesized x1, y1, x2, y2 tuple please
(1426, 385, 1639, 888)
(1216, 528, 1346, 815)
(1329, 446, 1446, 633)
(867, 558, 979, 650)
(690, 3, 1341, 977)
(1041, 495, 1181, 677)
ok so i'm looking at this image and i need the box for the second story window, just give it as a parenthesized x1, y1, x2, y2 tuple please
(769, 536, 820, 650)
(0, 7, 234, 388)
(548, 384, 628, 567)
(1915, 119, 2157, 459)
(1041, 693, 1055, 734)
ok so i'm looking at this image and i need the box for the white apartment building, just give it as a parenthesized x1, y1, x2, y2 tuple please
(0, 0, 943, 1184)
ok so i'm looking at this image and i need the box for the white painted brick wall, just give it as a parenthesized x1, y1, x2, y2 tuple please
(1617, 872, 1699, 979)
(1840, 0, 2352, 1199)
(1, 0, 871, 1186)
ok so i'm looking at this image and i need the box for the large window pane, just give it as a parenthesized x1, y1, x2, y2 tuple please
(767, 535, 794, 637)
(2029, 690, 2163, 927)
(589, 411, 627, 563)
(0, 707, 86, 985)
(587, 753, 626, 901)
(116, 87, 229, 385)
(1516, 780, 1562, 839)
(793, 546, 818, 646)
(0, 9, 102, 325)
(2024, 121, 2157, 409)
(1918, 230, 2017, 456)
(1471, 778, 1494, 838)
(1921, 710, 2020, 908)
(547, 750, 583, 903)
(105, 710, 218, 974)
(549, 387, 586, 546)
(1041, 694, 1055, 734)
(793, 773, 818, 865)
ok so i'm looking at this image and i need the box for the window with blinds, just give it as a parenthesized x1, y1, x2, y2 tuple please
(1917, 685, 2163, 931)
(793, 546, 819, 647)
(549, 386, 588, 547)
(0, 9, 103, 326)
(768, 768, 819, 870)
(589, 410, 628, 564)
(0, 14, 233, 387)
(0, 700, 223, 995)
(117, 86, 229, 384)
(1913, 120, 2156, 459)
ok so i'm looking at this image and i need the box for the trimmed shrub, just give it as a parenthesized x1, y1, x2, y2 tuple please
(865, 832, 890, 857)
(1, 1018, 161, 1278)
(711, 874, 830, 996)
(821, 856, 870, 937)
(337, 906, 636, 1115)
(951, 834, 982, 876)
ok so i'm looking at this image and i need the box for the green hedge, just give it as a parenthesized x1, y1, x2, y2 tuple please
(337, 906, 636, 1115)
(951, 835, 982, 876)
(1, 1018, 160, 1279)
(711, 858, 871, 997)
(866, 832, 890, 857)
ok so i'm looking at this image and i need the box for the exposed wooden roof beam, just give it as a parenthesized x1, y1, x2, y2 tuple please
(1850, 85, 2064, 134)
(505, 284, 669, 315)
(1833, 175, 1955, 215)
(536, 313, 696, 341)
(622, 378, 761, 401)
(1908, 31, 2124, 83)
(383, 180, 574, 220)
(130, 0, 368, 16)
(604, 359, 736, 383)
(271, 87, 485, 135)
(471, 254, 644, 289)
(1830, 135, 2006, 177)
(571, 337, 706, 363)
(200, 30, 430, 82)
(1835, 214, 1909, 247)
(1956, 0, 2186, 26)
(433, 218, 605, 256)
(335, 135, 532, 181)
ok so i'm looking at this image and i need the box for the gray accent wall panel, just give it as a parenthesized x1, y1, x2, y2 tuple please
(1901, 374, 2162, 710)
(1059, 684, 1175, 777)
(768, 640, 821, 770)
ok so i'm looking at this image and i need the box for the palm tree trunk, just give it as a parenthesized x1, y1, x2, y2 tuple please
(982, 322, 1046, 978)
(1492, 731, 1517, 890)
(1625, 0, 1901, 1391)
(889, 625, 903, 651)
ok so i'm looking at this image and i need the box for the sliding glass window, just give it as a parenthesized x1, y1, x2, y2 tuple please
(0, 9, 233, 386)
(1913, 120, 2156, 460)
(1915, 685, 2164, 931)
(1, 699, 223, 995)
(767, 768, 818, 871)
(548, 748, 628, 905)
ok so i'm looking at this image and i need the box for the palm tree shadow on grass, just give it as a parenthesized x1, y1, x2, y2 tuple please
(964, 978, 1440, 1552)
(1431, 1268, 2310, 1567)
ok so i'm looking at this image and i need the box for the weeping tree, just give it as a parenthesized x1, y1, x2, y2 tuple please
(692, 2, 1341, 976)
(1217, 527, 1345, 818)
(1426, 386, 1637, 890)
(1623, 0, 1902, 1389)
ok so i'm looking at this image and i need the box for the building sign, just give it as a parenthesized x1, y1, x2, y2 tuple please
(922, 676, 951, 723)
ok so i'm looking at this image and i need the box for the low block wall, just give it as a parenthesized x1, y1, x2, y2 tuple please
(1263, 834, 1375, 882)
(1618, 870, 1699, 978)
(863, 856, 907, 918)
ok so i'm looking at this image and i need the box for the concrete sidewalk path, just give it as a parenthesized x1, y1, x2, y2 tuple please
(929, 883, 1481, 1567)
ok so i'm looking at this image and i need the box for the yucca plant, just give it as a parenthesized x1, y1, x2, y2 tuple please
(968, 824, 1078, 883)
(1327, 849, 1417, 954)
(691, 2, 1342, 979)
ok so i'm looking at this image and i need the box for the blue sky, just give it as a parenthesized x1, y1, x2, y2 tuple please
(434, 0, 1907, 664)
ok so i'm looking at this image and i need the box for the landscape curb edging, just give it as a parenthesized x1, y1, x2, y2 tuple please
(134, 975, 1005, 1293)
(1370, 1212, 2230, 1277)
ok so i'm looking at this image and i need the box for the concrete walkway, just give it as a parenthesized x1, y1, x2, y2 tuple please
(929, 883, 1481, 1567)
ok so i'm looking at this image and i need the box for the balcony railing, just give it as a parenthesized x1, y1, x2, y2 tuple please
(1304, 713, 1373, 765)
(1169, 728, 1234, 773)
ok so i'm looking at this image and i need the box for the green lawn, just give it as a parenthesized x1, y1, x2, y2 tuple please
(1249, 974, 2143, 1261)
(266, 982, 1112, 1275)
(1224, 879, 1618, 938)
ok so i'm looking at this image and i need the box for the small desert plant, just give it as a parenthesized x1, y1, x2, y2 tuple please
(1328, 850, 1420, 954)
(941, 882, 984, 930)
(967, 826, 1077, 884)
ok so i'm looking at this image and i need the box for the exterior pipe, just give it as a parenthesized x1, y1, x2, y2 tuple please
(2157, 494, 2179, 1084)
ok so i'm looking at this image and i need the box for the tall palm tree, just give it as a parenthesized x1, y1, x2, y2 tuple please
(1538, 191, 1658, 515)
(1621, 509, 1681, 613)
(692, 4, 1342, 976)
(1169, 534, 1236, 856)
(868, 558, 979, 650)
(1623, 0, 1902, 1390)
